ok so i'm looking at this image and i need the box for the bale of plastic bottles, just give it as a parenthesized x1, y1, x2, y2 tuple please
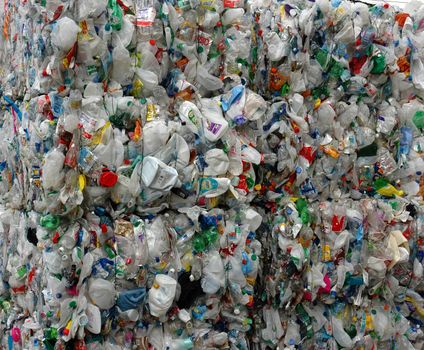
(0, 0, 423, 349)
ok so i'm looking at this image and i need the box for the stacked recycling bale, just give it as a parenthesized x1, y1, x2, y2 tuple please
(0, 0, 423, 350)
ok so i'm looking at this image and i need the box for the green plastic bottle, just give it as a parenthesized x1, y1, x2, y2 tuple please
(371, 54, 386, 74)
(296, 198, 310, 224)
(44, 327, 58, 340)
(316, 49, 329, 69)
(108, 0, 123, 31)
(357, 142, 378, 157)
(204, 227, 219, 245)
(40, 214, 61, 231)
(16, 265, 28, 279)
(281, 83, 290, 97)
(104, 245, 116, 259)
(329, 61, 344, 79)
(413, 111, 424, 129)
(193, 235, 207, 252)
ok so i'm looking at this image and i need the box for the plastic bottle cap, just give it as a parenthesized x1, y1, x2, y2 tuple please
(271, 67, 277, 73)
(101, 224, 108, 233)
(52, 232, 60, 244)
(99, 171, 118, 187)
(149, 39, 156, 46)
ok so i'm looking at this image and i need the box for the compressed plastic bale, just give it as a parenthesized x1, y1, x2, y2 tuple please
(0, 0, 424, 349)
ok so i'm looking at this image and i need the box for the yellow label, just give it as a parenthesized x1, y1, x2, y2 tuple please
(78, 174, 86, 192)
(365, 314, 374, 330)
(246, 277, 256, 286)
(280, 5, 285, 19)
(200, 0, 215, 10)
(78, 21, 92, 41)
(158, 260, 167, 270)
(146, 103, 157, 122)
(323, 145, 340, 159)
(322, 244, 331, 262)
(207, 197, 219, 208)
(91, 121, 111, 146)
(336, 7, 346, 18)
(132, 79, 144, 97)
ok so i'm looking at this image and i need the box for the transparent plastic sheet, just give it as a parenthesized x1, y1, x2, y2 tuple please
(0, 0, 423, 349)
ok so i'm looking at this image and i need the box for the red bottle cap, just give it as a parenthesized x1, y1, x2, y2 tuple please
(100, 224, 108, 234)
(99, 171, 118, 187)
(52, 232, 60, 244)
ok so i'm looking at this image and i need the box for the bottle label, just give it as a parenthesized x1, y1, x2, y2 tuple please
(197, 32, 211, 47)
(207, 121, 222, 135)
(224, 0, 242, 8)
(78, 147, 97, 173)
(80, 112, 97, 139)
(200, 178, 219, 194)
(177, 0, 191, 10)
(187, 109, 200, 127)
(136, 4, 156, 27)
(154, 169, 174, 189)
(200, 0, 215, 10)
